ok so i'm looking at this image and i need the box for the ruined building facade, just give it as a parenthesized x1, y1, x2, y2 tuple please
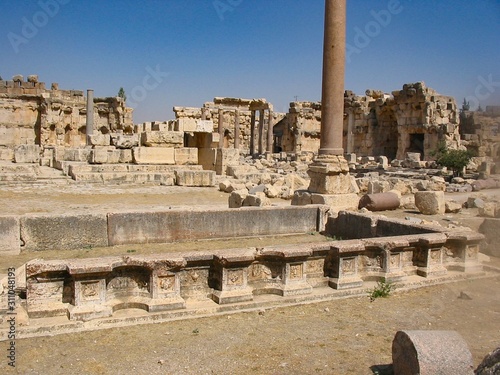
(274, 82, 461, 161)
(0, 75, 133, 160)
(460, 106, 500, 159)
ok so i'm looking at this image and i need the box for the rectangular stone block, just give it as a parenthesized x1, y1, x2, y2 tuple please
(107, 206, 322, 246)
(195, 120, 214, 133)
(141, 131, 184, 147)
(132, 147, 175, 165)
(0, 216, 20, 255)
(174, 148, 198, 165)
(87, 134, 110, 146)
(20, 214, 109, 251)
(14, 144, 40, 163)
(175, 170, 215, 187)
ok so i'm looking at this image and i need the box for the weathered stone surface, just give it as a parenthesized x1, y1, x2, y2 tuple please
(20, 214, 108, 251)
(174, 170, 215, 187)
(228, 189, 248, 208)
(132, 147, 175, 164)
(415, 191, 445, 215)
(141, 131, 184, 147)
(14, 145, 40, 163)
(479, 218, 500, 257)
(291, 190, 313, 206)
(475, 346, 500, 375)
(110, 133, 139, 149)
(478, 202, 498, 218)
(392, 330, 474, 375)
(107, 206, 321, 245)
(310, 193, 359, 210)
(243, 192, 270, 207)
(445, 200, 462, 213)
(0, 216, 20, 255)
(87, 134, 110, 146)
(174, 147, 198, 165)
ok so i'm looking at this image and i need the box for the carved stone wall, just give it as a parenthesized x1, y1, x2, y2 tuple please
(0, 75, 133, 155)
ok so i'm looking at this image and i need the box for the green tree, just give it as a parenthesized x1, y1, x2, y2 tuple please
(436, 147, 474, 177)
(461, 98, 470, 112)
(117, 87, 126, 102)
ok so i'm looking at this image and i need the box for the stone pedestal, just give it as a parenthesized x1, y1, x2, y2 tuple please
(299, 154, 359, 210)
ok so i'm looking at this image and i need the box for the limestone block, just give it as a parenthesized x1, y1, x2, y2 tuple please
(133, 147, 175, 164)
(378, 156, 389, 169)
(265, 184, 281, 198)
(219, 180, 232, 192)
(174, 170, 215, 187)
(91, 148, 110, 164)
(406, 152, 421, 162)
(195, 120, 214, 132)
(229, 189, 249, 208)
(226, 183, 246, 193)
(14, 145, 40, 163)
(367, 180, 390, 194)
(174, 148, 198, 165)
(392, 330, 474, 375)
(111, 133, 139, 149)
(445, 200, 462, 213)
(141, 131, 184, 147)
(177, 118, 197, 132)
(243, 192, 270, 207)
(0, 216, 20, 255)
(87, 134, 110, 146)
(119, 149, 133, 163)
(310, 193, 359, 210)
(415, 191, 445, 215)
(291, 190, 312, 206)
(20, 214, 108, 251)
(478, 202, 497, 218)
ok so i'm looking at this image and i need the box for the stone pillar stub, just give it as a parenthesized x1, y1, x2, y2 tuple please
(250, 110, 256, 156)
(86, 89, 94, 145)
(258, 110, 265, 155)
(267, 109, 274, 153)
(392, 330, 474, 375)
(218, 108, 224, 148)
(319, 0, 346, 156)
(234, 110, 240, 149)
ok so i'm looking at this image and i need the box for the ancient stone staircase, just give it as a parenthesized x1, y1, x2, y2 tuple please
(0, 162, 72, 185)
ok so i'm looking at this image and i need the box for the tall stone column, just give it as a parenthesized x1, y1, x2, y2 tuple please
(258, 109, 265, 155)
(218, 108, 224, 148)
(267, 108, 274, 153)
(86, 89, 94, 145)
(295, 0, 358, 210)
(234, 110, 240, 149)
(319, 0, 346, 156)
(250, 110, 256, 156)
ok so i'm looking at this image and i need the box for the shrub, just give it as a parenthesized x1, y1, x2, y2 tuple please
(369, 281, 394, 301)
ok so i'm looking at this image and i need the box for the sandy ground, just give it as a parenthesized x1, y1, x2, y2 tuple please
(0, 182, 499, 374)
(1, 276, 499, 374)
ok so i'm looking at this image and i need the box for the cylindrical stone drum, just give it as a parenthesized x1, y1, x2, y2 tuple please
(358, 192, 400, 211)
(392, 330, 474, 375)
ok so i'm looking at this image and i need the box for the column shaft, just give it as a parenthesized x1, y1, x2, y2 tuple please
(86, 89, 94, 145)
(234, 110, 240, 149)
(218, 108, 224, 148)
(319, 0, 346, 156)
(267, 110, 274, 153)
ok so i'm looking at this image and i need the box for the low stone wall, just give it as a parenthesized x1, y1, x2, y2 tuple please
(24, 228, 485, 321)
(2, 206, 327, 254)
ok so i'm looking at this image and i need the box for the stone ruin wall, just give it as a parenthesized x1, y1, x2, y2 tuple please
(0, 75, 133, 160)
(460, 106, 500, 159)
(276, 82, 461, 161)
(173, 97, 285, 152)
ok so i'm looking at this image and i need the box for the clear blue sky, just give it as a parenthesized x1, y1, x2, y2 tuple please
(1, 0, 499, 123)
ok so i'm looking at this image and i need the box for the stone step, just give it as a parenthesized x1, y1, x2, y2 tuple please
(71, 171, 175, 185)
(67, 163, 203, 176)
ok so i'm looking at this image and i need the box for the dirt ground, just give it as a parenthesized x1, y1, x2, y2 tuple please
(1, 183, 499, 374)
(1, 276, 499, 374)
